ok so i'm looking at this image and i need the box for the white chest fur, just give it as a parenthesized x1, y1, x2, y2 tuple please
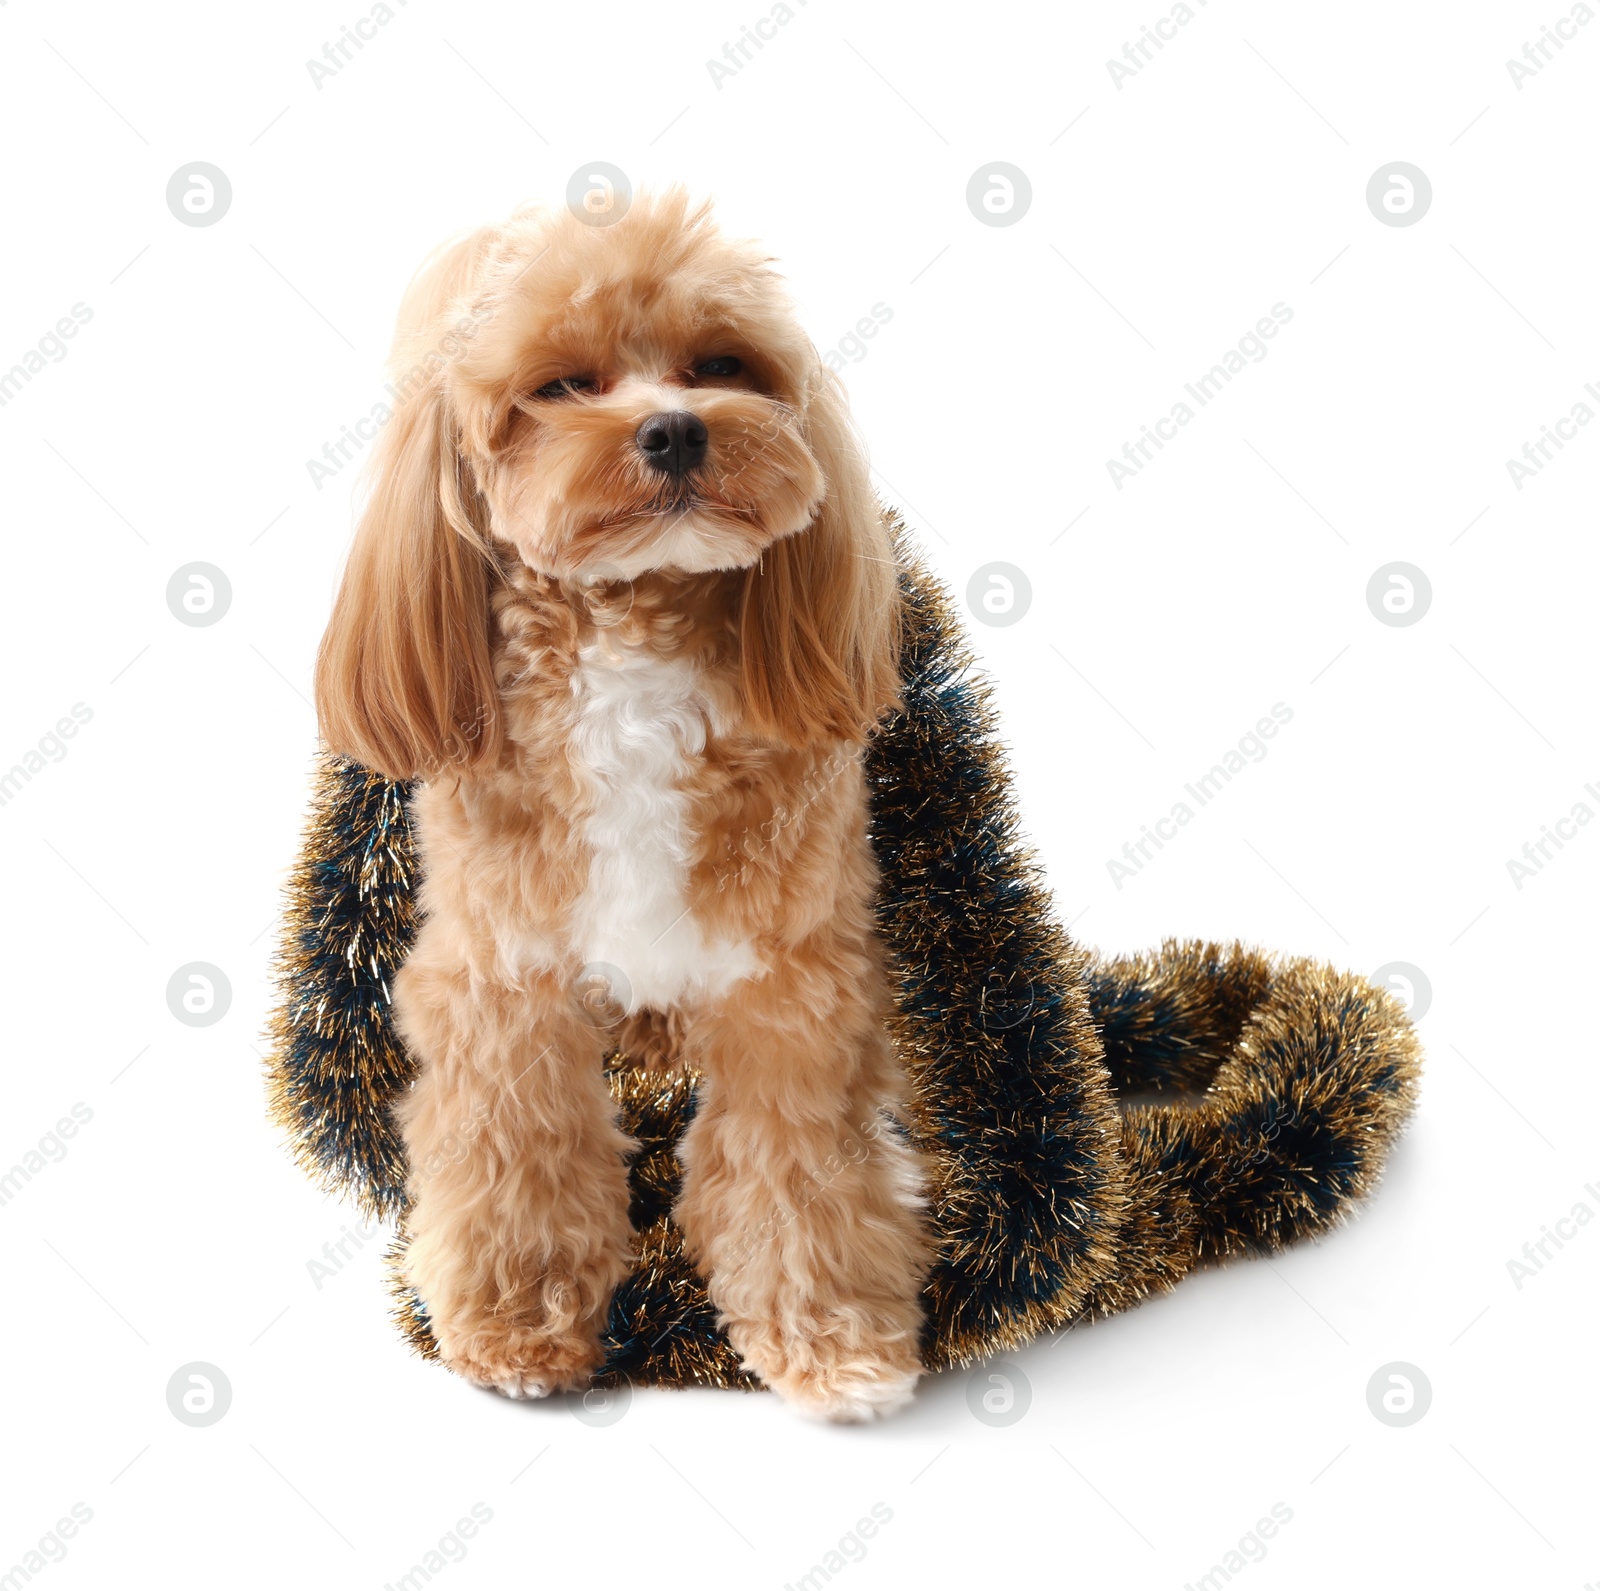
(564, 634, 761, 1012)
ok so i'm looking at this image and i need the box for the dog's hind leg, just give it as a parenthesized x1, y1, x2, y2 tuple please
(392, 952, 636, 1398)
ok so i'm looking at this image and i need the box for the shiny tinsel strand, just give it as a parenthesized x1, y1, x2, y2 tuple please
(265, 758, 420, 1221)
(266, 512, 1423, 1387)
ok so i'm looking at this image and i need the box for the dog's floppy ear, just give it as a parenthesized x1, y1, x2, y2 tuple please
(738, 368, 900, 747)
(315, 236, 503, 782)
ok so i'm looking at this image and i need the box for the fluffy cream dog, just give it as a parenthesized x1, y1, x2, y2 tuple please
(315, 191, 930, 1420)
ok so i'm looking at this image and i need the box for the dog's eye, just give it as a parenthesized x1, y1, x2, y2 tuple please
(532, 376, 598, 400)
(694, 356, 742, 378)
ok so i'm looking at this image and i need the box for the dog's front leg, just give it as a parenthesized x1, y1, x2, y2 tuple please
(675, 937, 930, 1421)
(393, 956, 635, 1398)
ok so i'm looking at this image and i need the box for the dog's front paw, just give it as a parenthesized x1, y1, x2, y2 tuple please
(736, 1328, 924, 1423)
(765, 1359, 922, 1424)
(439, 1326, 603, 1402)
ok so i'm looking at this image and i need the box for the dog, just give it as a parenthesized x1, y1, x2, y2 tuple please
(314, 190, 931, 1420)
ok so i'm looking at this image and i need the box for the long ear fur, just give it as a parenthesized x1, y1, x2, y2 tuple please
(314, 235, 502, 781)
(738, 369, 901, 747)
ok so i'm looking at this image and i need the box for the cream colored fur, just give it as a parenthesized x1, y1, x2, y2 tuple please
(314, 191, 930, 1420)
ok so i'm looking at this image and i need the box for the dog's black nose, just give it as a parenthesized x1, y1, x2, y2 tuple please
(636, 410, 709, 477)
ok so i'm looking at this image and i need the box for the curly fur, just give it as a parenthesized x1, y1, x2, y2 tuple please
(309, 191, 925, 1419)
(270, 193, 1422, 1417)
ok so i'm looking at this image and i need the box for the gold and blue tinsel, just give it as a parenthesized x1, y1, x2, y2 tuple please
(265, 518, 1422, 1387)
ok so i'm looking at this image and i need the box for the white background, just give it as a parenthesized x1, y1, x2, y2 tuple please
(1, 1, 1595, 1587)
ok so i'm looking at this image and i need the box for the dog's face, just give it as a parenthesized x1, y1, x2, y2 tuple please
(316, 191, 899, 780)
(449, 201, 826, 581)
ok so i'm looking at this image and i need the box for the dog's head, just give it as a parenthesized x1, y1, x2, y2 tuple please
(316, 190, 897, 780)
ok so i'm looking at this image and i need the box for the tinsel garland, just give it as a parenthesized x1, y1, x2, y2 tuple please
(266, 517, 1421, 1386)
